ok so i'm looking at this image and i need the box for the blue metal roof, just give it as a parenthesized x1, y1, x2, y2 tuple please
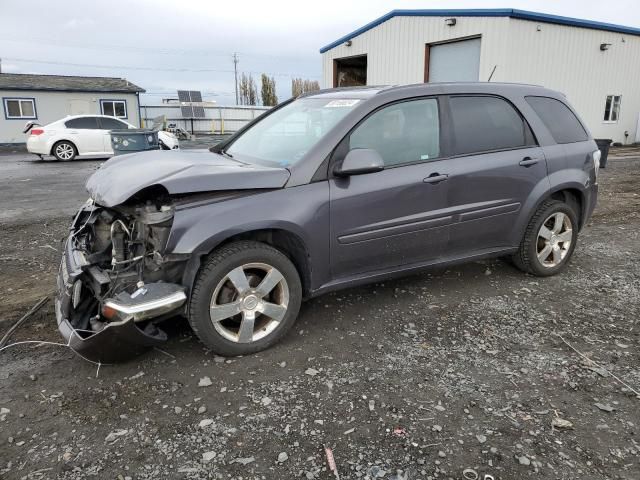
(319, 8, 640, 53)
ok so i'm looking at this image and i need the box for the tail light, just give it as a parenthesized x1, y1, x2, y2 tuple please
(30, 129, 44, 135)
(592, 149, 601, 183)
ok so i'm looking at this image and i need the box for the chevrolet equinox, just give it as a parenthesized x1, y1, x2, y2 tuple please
(56, 83, 599, 362)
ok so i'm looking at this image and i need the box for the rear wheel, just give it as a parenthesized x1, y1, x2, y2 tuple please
(188, 241, 302, 356)
(513, 200, 578, 276)
(52, 141, 77, 161)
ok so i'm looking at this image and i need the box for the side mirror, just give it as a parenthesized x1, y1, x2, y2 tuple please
(334, 149, 385, 177)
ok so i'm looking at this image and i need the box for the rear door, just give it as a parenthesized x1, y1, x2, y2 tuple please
(442, 95, 549, 254)
(329, 97, 451, 279)
(64, 117, 104, 154)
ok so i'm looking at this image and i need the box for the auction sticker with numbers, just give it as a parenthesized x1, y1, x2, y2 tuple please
(325, 99, 360, 108)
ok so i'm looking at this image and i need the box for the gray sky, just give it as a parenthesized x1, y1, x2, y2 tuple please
(2, 0, 639, 105)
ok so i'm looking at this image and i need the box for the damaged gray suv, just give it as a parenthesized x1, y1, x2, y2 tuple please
(56, 83, 599, 362)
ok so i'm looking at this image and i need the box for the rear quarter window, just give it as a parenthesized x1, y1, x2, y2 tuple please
(525, 96, 588, 144)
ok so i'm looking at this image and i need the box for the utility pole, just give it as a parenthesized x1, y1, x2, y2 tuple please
(232, 53, 239, 105)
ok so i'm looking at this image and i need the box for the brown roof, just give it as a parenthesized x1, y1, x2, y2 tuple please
(0, 73, 145, 93)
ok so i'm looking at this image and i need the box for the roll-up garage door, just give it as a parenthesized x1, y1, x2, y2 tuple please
(428, 37, 481, 82)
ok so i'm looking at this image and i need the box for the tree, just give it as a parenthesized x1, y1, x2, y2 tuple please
(238, 73, 258, 106)
(260, 74, 278, 106)
(291, 78, 320, 97)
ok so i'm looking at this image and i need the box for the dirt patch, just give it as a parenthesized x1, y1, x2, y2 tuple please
(0, 156, 638, 480)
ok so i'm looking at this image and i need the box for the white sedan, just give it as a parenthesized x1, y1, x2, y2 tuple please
(26, 115, 179, 161)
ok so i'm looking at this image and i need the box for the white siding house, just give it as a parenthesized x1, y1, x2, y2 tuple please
(0, 74, 144, 144)
(320, 9, 640, 143)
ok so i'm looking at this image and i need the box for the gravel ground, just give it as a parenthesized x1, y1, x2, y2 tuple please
(0, 148, 638, 480)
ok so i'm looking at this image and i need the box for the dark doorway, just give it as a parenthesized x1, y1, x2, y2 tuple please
(333, 55, 367, 87)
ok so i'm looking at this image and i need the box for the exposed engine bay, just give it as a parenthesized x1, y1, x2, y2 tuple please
(56, 192, 188, 363)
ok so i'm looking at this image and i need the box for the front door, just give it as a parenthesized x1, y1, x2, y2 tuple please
(329, 97, 451, 279)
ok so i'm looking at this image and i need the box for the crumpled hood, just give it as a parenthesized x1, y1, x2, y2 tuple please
(86, 149, 290, 207)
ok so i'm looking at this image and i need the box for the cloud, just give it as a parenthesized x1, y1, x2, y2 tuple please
(63, 18, 95, 29)
(2, 0, 640, 105)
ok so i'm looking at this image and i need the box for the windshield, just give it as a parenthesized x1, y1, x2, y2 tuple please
(226, 97, 360, 167)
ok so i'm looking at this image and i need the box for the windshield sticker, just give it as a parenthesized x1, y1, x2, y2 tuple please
(325, 99, 360, 108)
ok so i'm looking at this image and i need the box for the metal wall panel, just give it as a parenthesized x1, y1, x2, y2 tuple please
(321, 15, 640, 142)
(503, 18, 640, 142)
(322, 16, 510, 87)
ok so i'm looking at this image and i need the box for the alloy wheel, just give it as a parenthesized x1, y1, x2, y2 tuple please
(210, 262, 289, 343)
(536, 212, 573, 268)
(55, 143, 75, 160)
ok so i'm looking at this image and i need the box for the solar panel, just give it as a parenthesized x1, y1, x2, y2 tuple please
(177, 90, 205, 118)
(192, 105, 206, 118)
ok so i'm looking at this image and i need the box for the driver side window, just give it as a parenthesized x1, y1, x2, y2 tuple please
(349, 98, 440, 167)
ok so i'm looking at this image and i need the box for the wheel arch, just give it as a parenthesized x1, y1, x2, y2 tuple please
(513, 182, 587, 247)
(50, 138, 78, 156)
(181, 227, 312, 302)
(548, 187, 584, 228)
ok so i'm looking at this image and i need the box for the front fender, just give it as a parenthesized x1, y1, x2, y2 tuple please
(166, 182, 330, 293)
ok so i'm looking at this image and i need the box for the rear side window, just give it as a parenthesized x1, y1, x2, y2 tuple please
(65, 117, 100, 129)
(449, 96, 535, 155)
(99, 117, 128, 130)
(525, 96, 588, 144)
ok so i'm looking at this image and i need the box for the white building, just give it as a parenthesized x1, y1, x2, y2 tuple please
(0, 73, 144, 144)
(320, 9, 640, 143)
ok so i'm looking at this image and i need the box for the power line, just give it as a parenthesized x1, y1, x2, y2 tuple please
(0, 36, 314, 61)
(3, 57, 322, 78)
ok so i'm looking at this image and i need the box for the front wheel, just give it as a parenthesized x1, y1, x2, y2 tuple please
(188, 241, 302, 356)
(512, 199, 579, 276)
(52, 141, 77, 161)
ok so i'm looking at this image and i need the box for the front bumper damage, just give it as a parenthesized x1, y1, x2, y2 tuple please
(55, 202, 187, 363)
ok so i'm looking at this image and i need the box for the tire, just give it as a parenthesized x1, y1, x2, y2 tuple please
(52, 141, 77, 161)
(188, 241, 302, 356)
(512, 199, 579, 277)
(159, 141, 170, 150)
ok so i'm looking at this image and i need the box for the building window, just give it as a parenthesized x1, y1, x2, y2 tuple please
(3, 98, 37, 119)
(603, 95, 621, 123)
(100, 99, 127, 119)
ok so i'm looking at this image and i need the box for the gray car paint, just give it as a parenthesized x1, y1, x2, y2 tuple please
(86, 149, 290, 207)
(85, 82, 598, 299)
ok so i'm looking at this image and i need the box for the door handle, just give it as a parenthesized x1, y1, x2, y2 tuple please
(519, 157, 539, 167)
(423, 173, 449, 184)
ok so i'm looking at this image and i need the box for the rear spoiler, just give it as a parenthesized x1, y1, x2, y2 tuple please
(23, 120, 41, 134)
